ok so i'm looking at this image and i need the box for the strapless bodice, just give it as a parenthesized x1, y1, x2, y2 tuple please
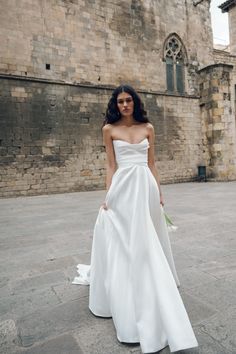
(113, 138, 149, 167)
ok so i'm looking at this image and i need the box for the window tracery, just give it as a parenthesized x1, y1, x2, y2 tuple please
(164, 34, 186, 94)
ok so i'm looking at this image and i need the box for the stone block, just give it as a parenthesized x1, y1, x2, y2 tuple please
(10, 271, 67, 295)
(179, 291, 217, 326)
(53, 282, 89, 303)
(186, 278, 236, 312)
(212, 122, 224, 130)
(16, 297, 92, 347)
(211, 144, 222, 151)
(190, 325, 232, 354)
(177, 267, 217, 291)
(16, 334, 83, 354)
(198, 308, 236, 353)
(74, 320, 136, 354)
(0, 319, 19, 354)
(0, 287, 61, 318)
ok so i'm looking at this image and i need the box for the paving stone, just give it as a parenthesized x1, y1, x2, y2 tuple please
(17, 297, 92, 347)
(177, 268, 217, 290)
(50, 233, 93, 258)
(53, 282, 89, 303)
(73, 320, 140, 354)
(0, 275, 8, 286)
(197, 308, 236, 353)
(0, 319, 19, 354)
(29, 255, 76, 275)
(179, 291, 217, 326)
(0, 287, 61, 318)
(0, 234, 50, 251)
(172, 238, 233, 263)
(182, 325, 235, 354)
(185, 278, 236, 312)
(197, 252, 236, 280)
(10, 270, 67, 294)
(0, 280, 13, 298)
(0, 183, 236, 353)
(0, 249, 53, 280)
(15, 334, 83, 354)
(171, 251, 205, 271)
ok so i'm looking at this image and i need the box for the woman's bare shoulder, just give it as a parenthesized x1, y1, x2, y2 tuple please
(102, 124, 113, 136)
(102, 124, 114, 143)
(102, 123, 112, 132)
(145, 122, 154, 132)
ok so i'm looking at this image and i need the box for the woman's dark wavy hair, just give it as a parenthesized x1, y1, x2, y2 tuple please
(103, 84, 149, 126)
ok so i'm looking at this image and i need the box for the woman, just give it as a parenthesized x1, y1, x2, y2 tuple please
(73, 85, 198, 353)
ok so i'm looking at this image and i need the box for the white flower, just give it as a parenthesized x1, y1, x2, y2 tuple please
(161, 206, 178, 232)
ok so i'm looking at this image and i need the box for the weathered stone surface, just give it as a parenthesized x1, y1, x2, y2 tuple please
(178, 291, 217, 326)
(74, 321, 140, 354)
(177, 268, 217, 291)
(53, 282, 89, 303)
(0, 183, 236, 353)
(197, 308, 236, 353)
(16, 297, 91, 347)
(0, 287, 61, 318)
(0, 319, 19, 354)
(186, 278, 236, 311)
(0, 78, 203, 196)
(14, 334, 83, 354)
(197, 251, 236, 280)
(199, 63, 236, 181)
(2, 0, 235, 197)
(0, 1, 212, 87)
(10, 271, 67, 294)
(183, 325, 233, 354)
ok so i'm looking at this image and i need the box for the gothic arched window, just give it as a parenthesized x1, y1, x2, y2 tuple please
(164, 34, 186, 94)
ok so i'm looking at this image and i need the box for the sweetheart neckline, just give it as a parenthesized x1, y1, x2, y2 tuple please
(112, 138, 148, 145)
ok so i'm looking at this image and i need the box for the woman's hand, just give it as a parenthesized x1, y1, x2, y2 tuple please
(101, 201, 108, 210)
(160, 194, 164, 207)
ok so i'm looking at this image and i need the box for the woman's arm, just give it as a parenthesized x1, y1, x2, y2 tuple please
(147, 123, 164, 205)
(102, 124, 117, 191)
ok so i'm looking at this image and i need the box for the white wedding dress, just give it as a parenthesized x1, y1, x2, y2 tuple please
(73, 138, 198, 353)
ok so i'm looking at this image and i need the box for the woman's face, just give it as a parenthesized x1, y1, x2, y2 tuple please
(117, 92, 134, 117)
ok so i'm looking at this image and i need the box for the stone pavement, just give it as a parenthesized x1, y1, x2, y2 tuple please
(0, 182, 236, 354)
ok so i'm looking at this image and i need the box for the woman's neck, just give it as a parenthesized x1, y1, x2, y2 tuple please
(120, 115, 135, 127)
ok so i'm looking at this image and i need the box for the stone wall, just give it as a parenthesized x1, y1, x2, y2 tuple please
(198, 63, 236, 180)
(0, 0, 213, 92)
(0, 0, 217, 196)
(0, 77, 201, 197)
(213, 50, 236, 179)
(0, 78, 106, 197)
(151, 93, 202, 184)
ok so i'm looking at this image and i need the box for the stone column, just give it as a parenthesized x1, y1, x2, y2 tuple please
(219, 1, 236, 55)
(198, 63, 236, 180)
(228, 6, 236, 54)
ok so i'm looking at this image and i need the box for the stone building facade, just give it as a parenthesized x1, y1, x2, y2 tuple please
(0, 0, 235, 197)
